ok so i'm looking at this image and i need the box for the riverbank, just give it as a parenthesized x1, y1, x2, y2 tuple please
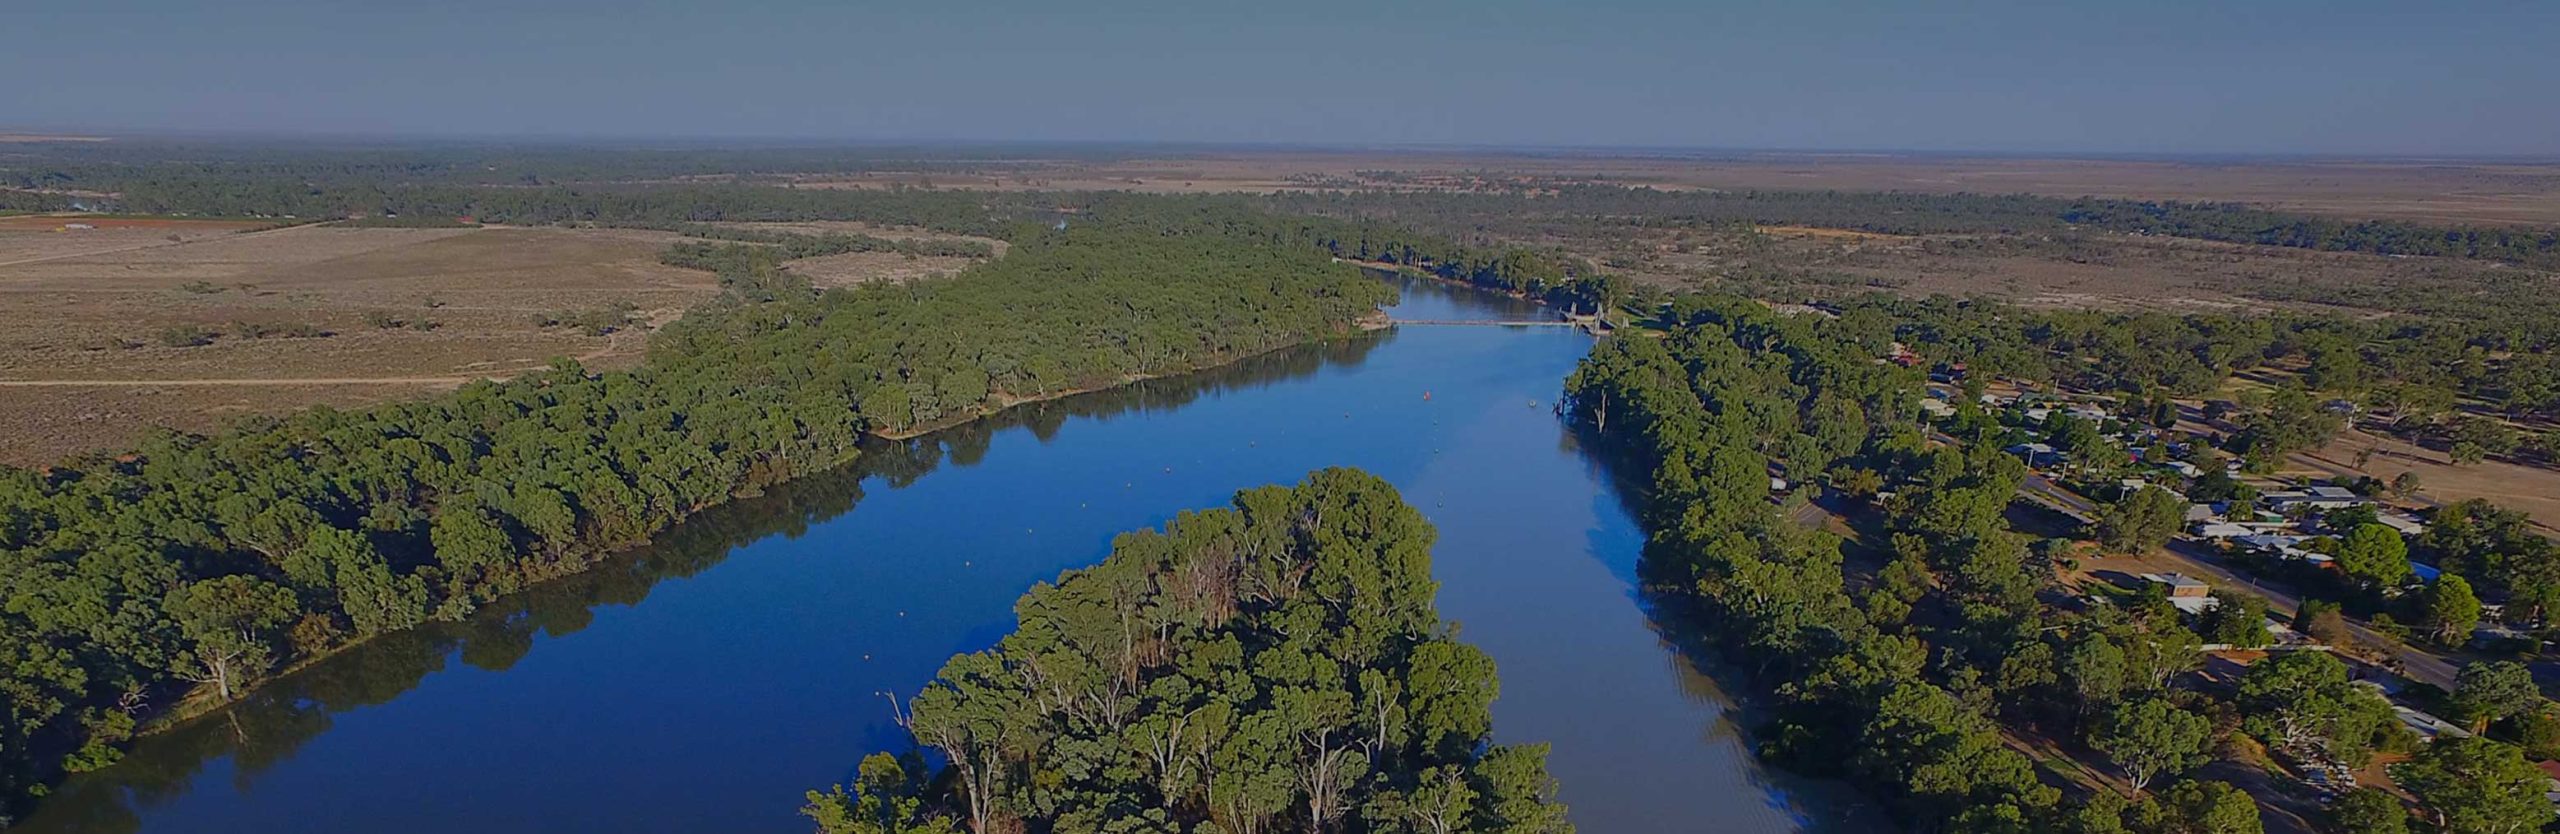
(21, 272, 1888, 834)
(117, 322, 1391, 754)
(14, 222, 1399, 815)
(872, 322, 1387, 442)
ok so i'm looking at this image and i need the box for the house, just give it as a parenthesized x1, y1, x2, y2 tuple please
(2006, 442, 2060, 467)
(2377, 511, 2428, 536)
(2535, 760, 2560, 807)
(2022, 407, 2054, 424)
(2068, 404, 2112, 423)
(2143, 572, 2211, 598)
(2263, 486, 2368, 512)
(2195, 522, 2255, 540)
(2391, 703, 2474, 743)
(1919, 398, 1956, 419)
(2162, 460, 2203, 478)
(2234, 533, 2307, 553)
(2186, 503, 2221, 523)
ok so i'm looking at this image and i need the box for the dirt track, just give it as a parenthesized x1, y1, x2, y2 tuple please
(0, 376, 473, 386)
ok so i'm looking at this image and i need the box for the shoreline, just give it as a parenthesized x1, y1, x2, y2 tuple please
(122, 319, 1388, 744)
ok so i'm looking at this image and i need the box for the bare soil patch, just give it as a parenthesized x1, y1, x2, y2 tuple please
(2286, 426, 2560, 534)
(702, 219, 1011, 257)
(782, 250, 979, 287)
(703, 220, 1002, 287)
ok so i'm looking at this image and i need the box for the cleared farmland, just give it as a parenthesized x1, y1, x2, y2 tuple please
(0, 224, 716, 465)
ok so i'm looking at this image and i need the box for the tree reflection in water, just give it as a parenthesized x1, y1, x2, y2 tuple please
(19, 334, 1386, 834)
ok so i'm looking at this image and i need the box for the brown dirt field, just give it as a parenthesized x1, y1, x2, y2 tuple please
(703, 220, 1011, 257)
(2286, 426, 2560, 535)
(1753, 225, 1905, 241)
(0, 221, 279, 265)
(794, 151, 2560, 226)
(700, 220, 1000, 288)
(0, 225, 719, 465)
(782, 250, 979, 287)
(1547, 220, 2536, 313)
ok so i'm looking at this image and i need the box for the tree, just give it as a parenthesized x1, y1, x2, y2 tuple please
(2095, 487, 2185, 554)
(2087, 698, 2211, 793)
(2450, 662, 2542, 733)
(2197, 591, 2271, 649)
(2325, 788, 2407, 834)
(836, 471, 1569, 833)
(2237, 652, 2397, 765)
(2387, 471, 2420, 499)
(801, 753, 961, 834)
(2395, 737, 2554, 834)
(2420, 575, 2481, 648)
(2335, 524, 2411, 589)
(2153, 780, 2264, 834)
(165, 575, 301, 701)
(2296, 600, 2355, 647)
(2188, 470, 2242, 503)
(2150, 397, 2181, 431)
(2064, 632, 2132, 713)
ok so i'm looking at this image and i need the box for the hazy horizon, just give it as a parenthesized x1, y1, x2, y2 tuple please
(9, 0, 2558, 156)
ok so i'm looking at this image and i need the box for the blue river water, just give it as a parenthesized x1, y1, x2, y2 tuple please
(22, 276, 1884, 833)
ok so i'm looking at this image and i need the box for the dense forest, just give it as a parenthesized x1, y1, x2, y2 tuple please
(807, 469, 1569, 834)
(1561, 296, 2553, 833)
(0, 190, 74, 213)
(0, 206, 1394, 821)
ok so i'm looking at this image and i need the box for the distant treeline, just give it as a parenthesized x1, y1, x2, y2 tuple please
(88, 183, 1036, 238)
(0, 141, 1127, 191)
(0, 204, 1393, 820)
(1268, 185, 2560, 268)
(18, 139, 2556, 269)
(0, 189, 76, 213)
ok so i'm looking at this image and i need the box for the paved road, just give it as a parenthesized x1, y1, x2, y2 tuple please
(1925, 425, 2459, 687)
(2021, 473, 2098, 524)
(2150, 539, 2459, 689)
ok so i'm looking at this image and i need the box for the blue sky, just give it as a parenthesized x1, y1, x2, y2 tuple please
(6, 0, 2555, 155)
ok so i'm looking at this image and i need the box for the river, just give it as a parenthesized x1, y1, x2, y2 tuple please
(20, 276, 1883, 834)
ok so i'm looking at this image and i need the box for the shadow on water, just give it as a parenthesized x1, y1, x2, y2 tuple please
(1564, 414, 1898, 833)
(18, 334, 1389, 834)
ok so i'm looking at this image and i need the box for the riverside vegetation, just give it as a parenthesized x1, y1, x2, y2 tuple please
(0, 203, 1392, 821)
(806, 469, 1569, 834)
(1562, 294, 2554, 834)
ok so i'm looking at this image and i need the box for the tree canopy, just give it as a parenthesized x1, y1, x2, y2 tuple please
(809, 470, 1570, 834)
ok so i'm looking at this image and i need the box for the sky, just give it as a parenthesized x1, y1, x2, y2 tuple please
(6, 0, 2557, 156)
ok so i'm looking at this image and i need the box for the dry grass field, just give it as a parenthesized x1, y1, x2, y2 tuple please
(704, 220, 1004, 288)
(779, 151, 2560, 227)
(1531, 218, 2536, 312)
(2287, 427, 2560, 536)
(0, 218, 1006, 465)
(0, 224, 718, 465)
